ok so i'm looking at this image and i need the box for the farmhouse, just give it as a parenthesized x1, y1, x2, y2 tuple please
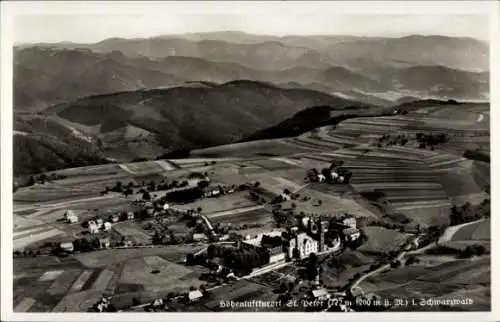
(64, 210, 78, 223)
(317, 174, 326, 182)
(193, 233, 208, 242)
(103, 222, 112, 231)
(341, 216, 357, 229)
(99, 237, 110, 249)
(187, 290, 203, 303)
(127, 212, 135, 220)
(88, 221, 99, 234)
(59, 242, 74, 252)
(96, 218, 104, 228)
(204, 187, 222, 198)
(311, 288, 330, 300)
(110, 214, 120, 223)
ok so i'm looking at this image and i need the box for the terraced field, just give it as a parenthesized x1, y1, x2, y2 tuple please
(358, 256, 491, 311)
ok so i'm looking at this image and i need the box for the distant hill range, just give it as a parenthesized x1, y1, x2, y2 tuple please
(14, 34, 489, 110)
(13, 32, 490, 176)
(14, 81, 369, 175)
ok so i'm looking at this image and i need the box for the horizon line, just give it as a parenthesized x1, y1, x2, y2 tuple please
(13, 31, 489, 47)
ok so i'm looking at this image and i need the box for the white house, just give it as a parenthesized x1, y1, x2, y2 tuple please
(127, 212, 135, 220)
(60, 242, 74, 252)
(88, 221, 99, 234)
(193, 233, 208, 242)
(187, 290, 203, 302)
(64, 210, 78, 223)
(96, 218, 104, 228)
(281, 193, 291, 201)
(103, 222, 112, 231)
(342, 217, 357, 229)
(312, 288, 330, 300)
(317, 174, 326, 182)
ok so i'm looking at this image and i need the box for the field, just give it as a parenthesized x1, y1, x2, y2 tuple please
(179, 191, 259, 215)
(200, 280, 278, 312)
(210, 208, 275, 227)
(451, 219, 490, 242)
(358, 227, 413, 254)
(358, 256, 491, 311)
(13, 244, 206, 312)
(112, 222, 152, 245)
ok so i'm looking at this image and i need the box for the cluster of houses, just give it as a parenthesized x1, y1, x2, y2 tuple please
(202, 185, 236, 198)
(86, 211, 134, 234)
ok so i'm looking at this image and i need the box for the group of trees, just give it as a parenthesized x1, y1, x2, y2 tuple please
(416, 132, 450, 149)
(450, 199, 490, 226)
(376, 134, 409, 148)
(272, 209, 297, 228)
(261, 235, 284, 248)
(206, 244, 270, 275)
(104, 181, 134, 195)
(161, 187, 204, 203)
(73, 237, 102, 252)
(19, 172, 68, 191)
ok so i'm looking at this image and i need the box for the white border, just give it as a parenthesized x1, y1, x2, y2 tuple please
(1, 1, 499, 322)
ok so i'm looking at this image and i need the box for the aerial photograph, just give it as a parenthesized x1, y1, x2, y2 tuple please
(7, 3, 492, 315)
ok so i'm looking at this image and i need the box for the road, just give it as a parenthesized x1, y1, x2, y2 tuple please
(206, 205, 265, 219)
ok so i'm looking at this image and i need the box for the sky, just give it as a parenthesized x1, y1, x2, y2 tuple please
(13, 13, 490, 44)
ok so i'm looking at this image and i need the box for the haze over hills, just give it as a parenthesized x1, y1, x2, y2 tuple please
(13, 32, 490, 176)
(15, 35, 489, 110)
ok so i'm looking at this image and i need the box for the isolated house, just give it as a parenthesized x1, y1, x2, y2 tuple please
(281, 193, 291, 201)
(96, 218, 104, 228)
(127, 212, 135, 220)
(311, 288, 329, 300)
(317, 174, 326, 182)
(192, 233, 208, 242)
(110, 214, 120, 223)
(59, 242, 74, 252)
(187, 290, 203, 303)
(64, 210, 78, 223)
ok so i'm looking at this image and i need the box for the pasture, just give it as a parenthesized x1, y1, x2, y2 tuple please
(119, 256, 202, 293)
(451, 219, 490, 242)
(210, 208, 275, 226)
(358, 227, 412, 254)
(112, 222, 152, 245)
(358, 256, 490, 311)
(180, 191, 259, 215)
